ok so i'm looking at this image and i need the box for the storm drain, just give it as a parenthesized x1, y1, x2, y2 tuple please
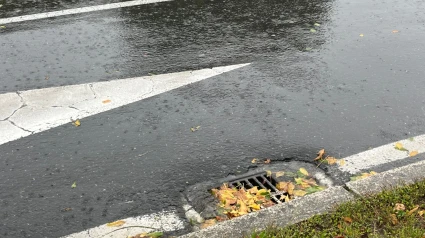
(216, 172, 285, 204)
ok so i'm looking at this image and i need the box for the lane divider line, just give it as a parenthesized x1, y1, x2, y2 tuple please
(0, 0, 172, 25)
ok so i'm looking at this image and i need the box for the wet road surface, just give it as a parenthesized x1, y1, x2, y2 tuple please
(1, 0, 425, 237)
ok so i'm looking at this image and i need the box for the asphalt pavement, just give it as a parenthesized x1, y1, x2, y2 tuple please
(1, 0, 425, 237)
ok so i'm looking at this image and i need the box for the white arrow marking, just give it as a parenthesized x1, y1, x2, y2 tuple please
(0, 63, 250, 146)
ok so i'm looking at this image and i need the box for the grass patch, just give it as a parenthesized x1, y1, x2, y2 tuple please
(249, 180, 425, 238)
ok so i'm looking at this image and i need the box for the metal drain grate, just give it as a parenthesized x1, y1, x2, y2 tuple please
(219, 172, 285, 204)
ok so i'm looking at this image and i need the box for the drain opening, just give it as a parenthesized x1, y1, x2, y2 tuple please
(216, 172, 286, 204)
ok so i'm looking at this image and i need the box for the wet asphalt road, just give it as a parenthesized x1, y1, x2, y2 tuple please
(1, 0, 425, 237)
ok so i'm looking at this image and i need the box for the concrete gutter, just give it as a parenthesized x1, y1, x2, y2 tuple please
(179, 159, 425, 238)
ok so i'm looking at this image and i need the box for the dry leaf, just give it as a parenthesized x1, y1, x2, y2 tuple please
(251, 158, 258, 164)
(407, 205, 419, 216)
(359, 33, 364, 37)
(343, 217, 353, 223)
(275, 171, 285, 178)
(276, 182, 288, 191)
(338, 159, 346, 166)
(107, 220, 126, 227)
(293, 190, 307, 197)
(394, 203, 406, 211)
(71, 182, 77, 188)
(392, 30, 399, 33)
(102, 99, 111, 104)
(418, 210, 425, 216)
(299, 168, 309, 176)
(129, 233, 147, 238)
(287, 182, 295, 195)
(409, 151, 419, 157)
(200, 219, 216, 229)
(314, 149, 325, 161)
(284, 194, 290, 202)
(266, 170, 272, 177)
(73, 119, 81, 127)
(394, 142, 408, 151)
(326, 157, 338, 165)
(190, 126, 201, 132)
(264, 159, 271, 164)
(390, 214, 398, 225)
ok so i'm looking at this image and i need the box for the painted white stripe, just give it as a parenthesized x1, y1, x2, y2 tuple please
(0, 63, 250, 146)
(338, 135, 425, 174)
(0, 0, 172, 25)
(63, 210, 185, 238)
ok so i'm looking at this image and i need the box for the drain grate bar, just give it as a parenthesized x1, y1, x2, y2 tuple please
(214, 172, 286, 205)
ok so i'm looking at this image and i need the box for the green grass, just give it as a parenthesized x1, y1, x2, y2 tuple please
(249, 180, 425, 238)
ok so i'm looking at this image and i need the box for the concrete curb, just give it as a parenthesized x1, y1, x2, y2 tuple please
(179, 159, 425, 238)
(346, 160, 425, 196)
(179, 186, 354, 238)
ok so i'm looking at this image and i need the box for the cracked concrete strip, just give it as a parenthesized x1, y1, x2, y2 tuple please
(0, 121, 31, 145)
(179, 186, 354, 238)
(346, 159, 425, 196)
(0, 63, 250, 146)
(63, 210, 185, 238)
(0, 92, 24, 121)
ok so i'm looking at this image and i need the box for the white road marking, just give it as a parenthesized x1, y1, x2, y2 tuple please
(63, 210, 185, 238)
(0, 63, 250, 146)
(0, 0, 172, 25)
(338, 135, 425, 174)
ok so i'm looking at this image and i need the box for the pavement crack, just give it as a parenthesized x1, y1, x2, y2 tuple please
(50, 105, 80, 111)
(89, 83, 98, 98)
(2, 92, 26, 121)
(7, 119, 33, 134)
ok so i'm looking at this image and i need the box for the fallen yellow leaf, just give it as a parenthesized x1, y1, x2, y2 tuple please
(251, 158, 258, 164)
(276, 182, 288, 191)
(200, 219, 216, 229)
(359, 33, 364, 37)
(326, 157, 338, 165)
(299, 168, 309, 176)
(390, 214, 398, 225)
(275, 171, 285, 178)
(190, 126, 201, 132)
(394, 203, 406, 211)
(338, 159, 346, 166)
(73, 119, 81, 127)
(266, 170, 272, 177)
(284, 194, 290, 202)
(247, 187, 258, 194)
(264, 159, 271, 164)
(314, 149, 325, 161)
(407, 205, 419, 216)
(107, 220, 126, 227)
(287, 182, 295, 195)
(392, 30, 399, 33)
(409, 151, 419, 157)
(102, 99, 111, 104)
(418, 210, 425, 216)
(293, 190, 307, 197)
(343, 217, 353, 223)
